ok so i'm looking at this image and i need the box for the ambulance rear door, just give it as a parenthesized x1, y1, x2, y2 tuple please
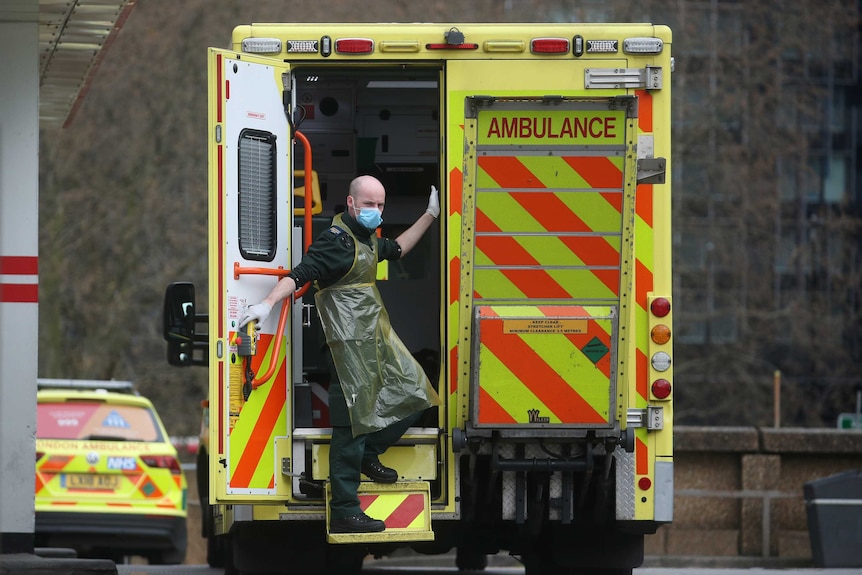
(207, 48, 296, 503)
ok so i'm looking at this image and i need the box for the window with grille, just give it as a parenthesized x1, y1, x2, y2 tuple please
(238, 129, 277, 261)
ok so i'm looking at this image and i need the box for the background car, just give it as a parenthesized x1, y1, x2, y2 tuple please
(35, 379, 187, 564)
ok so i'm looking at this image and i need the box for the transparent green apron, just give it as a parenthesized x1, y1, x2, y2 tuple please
(314, 214, 440, 436)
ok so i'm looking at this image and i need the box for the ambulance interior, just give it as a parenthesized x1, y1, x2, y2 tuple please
(290, 67, 444, 496)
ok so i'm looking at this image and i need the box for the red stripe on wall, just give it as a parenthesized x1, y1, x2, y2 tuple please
(0, 256, 38, 274)
(0, 284, 38, 303)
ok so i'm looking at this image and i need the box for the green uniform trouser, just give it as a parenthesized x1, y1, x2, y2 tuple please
(326, 349, 424, 519)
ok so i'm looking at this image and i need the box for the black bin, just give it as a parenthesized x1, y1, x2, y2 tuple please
(803, 470, 862, 567)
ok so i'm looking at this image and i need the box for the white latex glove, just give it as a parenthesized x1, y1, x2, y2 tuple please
(239, 302, 272, 328)
(426, 185, 440, 218)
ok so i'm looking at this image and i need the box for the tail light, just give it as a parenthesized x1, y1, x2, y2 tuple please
(335, 38, 374, 54)
(141, 455, 182, 475)
(650, 297, 671, 318)
(651, 324, 671, 345)
(652, 378, 672, 399)
(648, 296, 673, 401)
(531, 38, 570, 54)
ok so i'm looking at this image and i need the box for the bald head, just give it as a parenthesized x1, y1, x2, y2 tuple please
(347, 175, 386, 216)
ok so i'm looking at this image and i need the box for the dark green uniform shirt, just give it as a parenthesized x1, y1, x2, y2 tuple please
(287, 211, 401, 288)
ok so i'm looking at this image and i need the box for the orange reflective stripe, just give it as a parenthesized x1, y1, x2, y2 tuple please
(478, 156, 545, 188)
(636, 90, 653, 133)
(231, 348, 287, 489)
(636, 259, 653, 311)
(636, 437, 649, 476)
(475, 210, 571, 299)
(636, 183, 653, 228)
(502, 192, 621, 295)
(477, 386, 517, 425)
(449, 256, 460, 305)
(561, 156, 624, 188)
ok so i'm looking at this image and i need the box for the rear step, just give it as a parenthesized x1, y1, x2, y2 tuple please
(326, 481, 434, 543)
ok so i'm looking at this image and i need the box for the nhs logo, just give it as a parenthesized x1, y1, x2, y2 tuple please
(107, 456, 138, 470)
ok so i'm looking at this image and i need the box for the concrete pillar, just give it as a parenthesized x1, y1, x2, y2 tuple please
(741, 453, 781, 557)
(0, 5, 40, 555)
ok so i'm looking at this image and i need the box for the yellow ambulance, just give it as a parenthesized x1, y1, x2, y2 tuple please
(165, 21, 673, 575)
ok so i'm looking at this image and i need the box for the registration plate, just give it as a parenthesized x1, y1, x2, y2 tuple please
(65, 474, 120, 490)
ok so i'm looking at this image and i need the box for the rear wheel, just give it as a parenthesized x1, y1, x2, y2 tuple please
(455, 547, 488, 571)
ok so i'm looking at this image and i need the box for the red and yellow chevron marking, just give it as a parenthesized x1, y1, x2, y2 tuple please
(474, 305, 613, 426)
(473, 154, 624, 301)
(227, 331, 288, 491)
(359, 492, 427, 530)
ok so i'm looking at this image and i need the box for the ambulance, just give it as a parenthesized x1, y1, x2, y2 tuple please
(163, 22, 673, 575)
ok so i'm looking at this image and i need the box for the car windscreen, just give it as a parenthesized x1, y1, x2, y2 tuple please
(37, 401, 164, 442)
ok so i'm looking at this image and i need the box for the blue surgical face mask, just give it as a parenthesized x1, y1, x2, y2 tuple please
(355, 207, 383, 230)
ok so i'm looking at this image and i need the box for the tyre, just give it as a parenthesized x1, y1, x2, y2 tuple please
(455, 548, 488, 571)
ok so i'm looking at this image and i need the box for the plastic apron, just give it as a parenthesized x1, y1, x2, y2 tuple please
(314, 214, 440, 436)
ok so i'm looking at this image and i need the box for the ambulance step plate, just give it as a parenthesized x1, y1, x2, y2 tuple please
(326, 481, 434, 544)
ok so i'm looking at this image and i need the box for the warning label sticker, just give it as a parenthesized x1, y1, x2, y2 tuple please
(503, 318, 588, 334)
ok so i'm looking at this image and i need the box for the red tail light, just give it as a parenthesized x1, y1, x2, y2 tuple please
(650, 297, 671, 318)
(531, 38, 570, 54)
(335, 38, 374, 54)
(651, 378, 672, 399)
(141, 455, 182, 475)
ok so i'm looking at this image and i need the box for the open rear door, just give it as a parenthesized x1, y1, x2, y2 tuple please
(207, 48, 295, 503)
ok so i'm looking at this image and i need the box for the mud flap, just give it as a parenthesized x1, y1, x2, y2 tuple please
(326, 481, 434, 544)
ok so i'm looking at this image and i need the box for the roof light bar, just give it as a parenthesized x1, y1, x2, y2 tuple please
(624, 37, 664, 55)
(335, 38, 374, 54)
(241, 38, 282, 54)
(531, 37, 570, 54)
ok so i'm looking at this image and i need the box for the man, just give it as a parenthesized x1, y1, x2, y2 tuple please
(239, 175, 441, 533)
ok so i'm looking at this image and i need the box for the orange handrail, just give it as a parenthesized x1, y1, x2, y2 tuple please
(234, 130, 314, 389)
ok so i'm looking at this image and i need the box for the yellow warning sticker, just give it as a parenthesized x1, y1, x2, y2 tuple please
(503, 318, 588, 334)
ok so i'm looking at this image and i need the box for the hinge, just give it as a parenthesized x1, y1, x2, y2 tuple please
(585, 66, 663, 90)
(627, 406, 664, 430)
(637, 157, 667, 184)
